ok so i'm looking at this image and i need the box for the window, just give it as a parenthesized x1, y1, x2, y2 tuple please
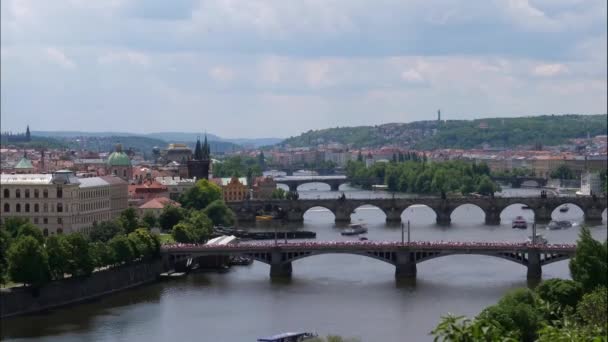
(57, 217, 63, 224)
(3, 189, 8, 198)
(123, 170, 127, 177)
(43, 217, 48, 224)
(34, 218, 39, 224)
(25, 203, 30, 212)
(43, 203, 48, 212)
(16, 203, 21, 212)
(43, 189, 48, 198)
(16, 189, 21, 198)
(57, 203, 63, 212)
(34, 203, 39, 212)
(3, 203, 9, 212)
(43, 228, 48, 236)
(57, 187, 63, 198)
(25, 189, 30, 198)
(34, 189, 39, 198)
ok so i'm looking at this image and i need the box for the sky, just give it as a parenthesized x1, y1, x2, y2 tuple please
(1, 0, 606, 139)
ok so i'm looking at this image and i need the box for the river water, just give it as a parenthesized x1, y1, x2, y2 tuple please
(2, 185, 607, 342)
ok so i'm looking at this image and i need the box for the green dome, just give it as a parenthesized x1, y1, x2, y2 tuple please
(107, 144, 131, 167)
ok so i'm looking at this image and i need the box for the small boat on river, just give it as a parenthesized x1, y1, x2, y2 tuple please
(512, 216, 528, 229)
(547, 220, 573, 230)
(559, 205, 569, 213)
(527, 234, 548, 245)
(521, 205, 532, 210)
(341, 224, 368, 236)
(257, 332, 318, 342)
(256, 215, 274, 221)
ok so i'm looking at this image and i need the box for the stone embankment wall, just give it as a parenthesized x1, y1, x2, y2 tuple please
(0, 260, 162, 318)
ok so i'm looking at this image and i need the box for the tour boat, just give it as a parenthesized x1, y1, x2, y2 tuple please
(359, 237, 369, 241)
(527, 234, 548, 245)
(256, 215, 274, 221)
(512, 216, 528, 229)
(559, 205, 569, 213)
(547, 220, 573, 230)
(341, 223, 368, 236)
(257, 332, 318, 342)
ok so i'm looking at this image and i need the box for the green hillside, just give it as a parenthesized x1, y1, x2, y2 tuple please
(280, 114, 607, 149)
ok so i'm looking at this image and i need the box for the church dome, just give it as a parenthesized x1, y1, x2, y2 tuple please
(107, 144, 131, 167)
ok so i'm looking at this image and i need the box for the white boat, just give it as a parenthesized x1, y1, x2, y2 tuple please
(512, 216, 527, 229)
(341, 224, 368, 236)
(527, 234, 548, 245)
(547, 220, 573, 230)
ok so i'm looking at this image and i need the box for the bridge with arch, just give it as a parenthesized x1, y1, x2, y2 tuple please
(490, 176, 548, 188)
(228, 196, 607, 225)
(162, 241, 576, 280)
(274, 176, 349, 191)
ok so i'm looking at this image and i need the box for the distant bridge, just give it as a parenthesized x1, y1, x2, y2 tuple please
(490, 176, 548, 188)
(274, 175, 349, 191)
(228, 196, 607, 225)
(162, 241, 576, 280)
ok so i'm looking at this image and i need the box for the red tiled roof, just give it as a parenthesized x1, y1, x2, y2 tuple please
(138, 197, 180, 209)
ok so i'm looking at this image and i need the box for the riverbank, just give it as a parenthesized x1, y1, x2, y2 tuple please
(0, 260, 163, 319)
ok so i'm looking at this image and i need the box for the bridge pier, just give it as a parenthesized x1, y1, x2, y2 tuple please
(334, 208, 352, 224)
(527, 251, 542, 280)
(584, 207, 604, 225)
(270, 251, 292, 278)
(330, 183, 341, 191)
(485, 209, 501, 225)
(436, 212, 451, 226)
(385, 208, 402, 224)
(395, 251, 417, 279)
(288, 184, 298, 192)
(286, 209, 304, 223)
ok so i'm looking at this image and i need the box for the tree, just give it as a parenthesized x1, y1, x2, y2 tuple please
(2, 217, 30, 238)
(202, 200, 236, 227)
(16, 222, 44, 244)
(46, 235, 71, 280)
(7, 236, 50, 286)
(128, 229, 155, 260)
(118, 208, 139, 234)
(535, 279, 583, 310)
(575, 286, 607, 332)
(65, 233, 94, 276)
(109, 235, 134, 265)
(550, 164, 575, 180)
(159, 205, 185, 231)
(477, 175, 497, 196)
(0, 229, 12, 284)
(141, 211, 158, 229)
(179, 179, 222, 210)
(258, 151, 266, 169)
(186, 211, 214, 241)
(89, 241, 114, 268)
(89, 220, 124, 242)
(171, 222, 197, 243)
(569, 227, 608, 292)
(271, 188, 286, 199)
(431, 314, 518, 342)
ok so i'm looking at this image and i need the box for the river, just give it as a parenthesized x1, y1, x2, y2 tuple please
(2, 184, 607, 342)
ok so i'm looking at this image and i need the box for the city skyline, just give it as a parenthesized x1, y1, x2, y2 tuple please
(1, 0, 607, 138)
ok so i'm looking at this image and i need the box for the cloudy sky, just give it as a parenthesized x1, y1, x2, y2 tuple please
(1, 0, 606, 138)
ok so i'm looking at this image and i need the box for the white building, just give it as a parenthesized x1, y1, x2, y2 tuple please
(1, 171, 128, 236)
(578, 171, 603, 196)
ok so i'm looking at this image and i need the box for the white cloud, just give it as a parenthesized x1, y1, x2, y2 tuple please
(532, 63, 568, 77)
(45, 47, 76, 69)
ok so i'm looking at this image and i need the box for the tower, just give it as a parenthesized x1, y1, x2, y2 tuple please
(187, 135, 211, 180)
(437, 109, 441, 123)
(25, 125, 31, 142)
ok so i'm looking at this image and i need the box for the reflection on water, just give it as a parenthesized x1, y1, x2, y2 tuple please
(2, 185, 606, 342)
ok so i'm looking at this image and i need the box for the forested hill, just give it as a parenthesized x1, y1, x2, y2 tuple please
(279, 114, 607, 149)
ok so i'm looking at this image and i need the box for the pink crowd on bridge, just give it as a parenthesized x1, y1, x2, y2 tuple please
(163, 240, 576, 251)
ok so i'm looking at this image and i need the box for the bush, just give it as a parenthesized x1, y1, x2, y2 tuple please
(536, 279, 583, 310)
(7, 236, 50, 286)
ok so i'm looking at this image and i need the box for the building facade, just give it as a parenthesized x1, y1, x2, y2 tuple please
(0, 171, 128, 235)
(221, 177, 248, 202)
(187, 136, 211, 180)
(106, 144, 132, 181)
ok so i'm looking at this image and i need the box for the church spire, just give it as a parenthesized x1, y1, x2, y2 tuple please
(194, 136, 203, 160)
(25, 125, 31, 141)
(202, 134, 210, 159)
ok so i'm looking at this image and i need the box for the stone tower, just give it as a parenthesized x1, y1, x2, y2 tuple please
(187, 135, 211, 180)
(25, 125, 31, 141)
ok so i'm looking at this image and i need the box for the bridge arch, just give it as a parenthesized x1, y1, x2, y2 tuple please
(295, 182, 331, 192)
(449, 203, 486, 225)
(281, 250, 397, 266)
(499, 202, 535, 224)
(351, 204, 387, 224)
(521, 180, 542, 188)
(401, 204, 438, 225)
(302, 205, 336, 222)
(550, 202, 584, 222)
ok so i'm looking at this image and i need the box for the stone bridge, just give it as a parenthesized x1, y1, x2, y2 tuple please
(274, 176, 349, 191)
(162, 242, 576, 280)
(490, 176, 548, 188)
(228, 196, 607, 225)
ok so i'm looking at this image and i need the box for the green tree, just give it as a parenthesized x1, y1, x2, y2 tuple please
(179, 179, 222, 210)
(535, 279, 583, 310)
(7, 236, 50, 286)
(141, 211, 158, 229)
(65, 233, 94, 276)
(186, 211, 214, 242)
(118, 208, 139, 234)
(89, 241, 114, 268)
(477, 175, 497, 196)
(0, 229, 12, 284)
(108, 234, 134, 264)
(271, 188, 286, 199)
(569, 227, 608, 292)
(171, 222, 197, 243)
(159, 205, 185, 231)
(202, 200, 236, 227)
(16, 222, 44, 244)
(2, 217, 30, 238)
(127, 228, 157, 259)
(89, 220, 124, 242)
(46, 235, 71, 280)
(575, 286, 607, 331)
(431, 314, 518, 342)
(550, 164, 575, 180)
